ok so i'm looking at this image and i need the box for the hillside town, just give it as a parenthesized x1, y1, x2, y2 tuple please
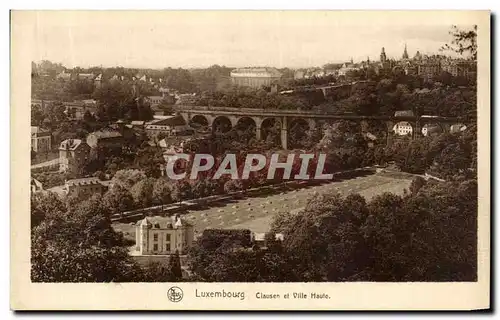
(31, 25, 478, 283)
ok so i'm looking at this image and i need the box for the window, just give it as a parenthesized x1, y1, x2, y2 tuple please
(165, 234, 171, 252)
(153, 233, 158, 241)
(153, 244, 158, 251)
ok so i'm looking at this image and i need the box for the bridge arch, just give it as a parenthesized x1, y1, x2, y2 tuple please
(189, 114, 209, 129)
(235, 116, 257, 130)
(212, 116, 233, 134)
(234, 117, 258, 141)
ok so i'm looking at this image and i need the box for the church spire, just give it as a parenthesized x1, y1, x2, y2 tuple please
(402, 43, 409, 59)
(380, 47, 387, 63)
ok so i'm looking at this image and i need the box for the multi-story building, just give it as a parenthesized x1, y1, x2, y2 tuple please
(392, 121, 413, 136)
(31, 99, 55, 109)
(135, 216, 194, 255)
(417, 60, 441, 80)
(372, 47, 395, 74)
(76, 73, 95, 81)
(175, 94, 198, 105)
(145, 115, 193, 138)
(338, 61, 360, 77)
(94, 74, 102, 88)
(64, 101, 87, 120)
(58, 139, 91, 174)
(421, 123, 443, 137)
(450, 123, 467, 134)
(56, 70, 72, 81)
(31, 178, 43, 193)
(441, 59, 477, 79)
(293, 70, 305, 80)
(230, 67, 282, 89)
(86, 129, 124, 149)
(146, 96, 165, 108)
(31, 126, 52, 153)
(63, 177, 108, 200)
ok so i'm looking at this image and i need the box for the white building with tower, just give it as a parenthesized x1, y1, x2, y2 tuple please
(392, 121, 413, 136)
(134, 215, 194, 255)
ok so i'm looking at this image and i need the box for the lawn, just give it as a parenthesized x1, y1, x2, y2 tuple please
(112, 172, 413, 240)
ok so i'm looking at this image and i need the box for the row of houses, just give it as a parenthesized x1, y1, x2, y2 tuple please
(56, 70, 169, 86)
(293, 46, 477, 82)
(31, 175, 112, 199)
(392, 122, 467, 137)
(56, 115, 196, 175)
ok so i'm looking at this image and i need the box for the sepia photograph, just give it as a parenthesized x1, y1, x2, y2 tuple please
(11, 10, 490, 310)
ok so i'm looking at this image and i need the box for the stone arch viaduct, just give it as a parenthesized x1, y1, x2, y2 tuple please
(173, 105, 464, 150)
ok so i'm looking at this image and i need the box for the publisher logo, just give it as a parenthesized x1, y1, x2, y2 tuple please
(167, 286, 184, 303)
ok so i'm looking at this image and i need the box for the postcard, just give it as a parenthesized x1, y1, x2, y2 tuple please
(11, 10, 490, 310)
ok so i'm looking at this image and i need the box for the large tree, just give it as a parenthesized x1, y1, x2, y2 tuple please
(152, 178, 172, 209)
(31, 195, 141, 282)
(130, 178, 156, 208)
(102, 184, 135, 214)
(441, 25, 478, 60)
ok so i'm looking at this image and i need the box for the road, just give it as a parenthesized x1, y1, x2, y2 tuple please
(31, 158, 60, 170)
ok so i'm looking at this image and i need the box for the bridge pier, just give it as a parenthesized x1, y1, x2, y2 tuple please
(413, 120, 422, 140)
(281, 116, 288, 150)
(307, 119, 317, 131)
(175, 107, 459, 146)
(256, 124, 262, 140)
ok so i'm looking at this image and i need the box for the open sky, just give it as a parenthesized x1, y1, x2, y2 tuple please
(23, 11, 474, 69)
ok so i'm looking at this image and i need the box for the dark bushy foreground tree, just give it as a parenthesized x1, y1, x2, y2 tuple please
(31, 192, 186, 282)
(387, 128, 477, 179)
(31, 195, 142, 282)
(187, 178, 477, 282)
(187, 229, 298, 282)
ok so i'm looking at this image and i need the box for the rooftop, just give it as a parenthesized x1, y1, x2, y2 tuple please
(31, 178, 43, 190)
(131, 120, 146, 126)
(90, 129, 123, 139)
(252, 232, 284, 242)
(230, 67, 282, 78)
(146, 115, 187, 127)
(65, 177, 103, 186)
(394, 110, 415, 117)
(450, 124, 467, 133)
(31, 126, 50, 135)
(59, 139, 86, 151)
(394, 121, 412, 127)
(136, 215, 192, 229)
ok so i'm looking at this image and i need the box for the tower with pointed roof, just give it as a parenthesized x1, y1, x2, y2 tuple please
(402, 43, 409, 60)
(414, 50, 422, 60)
(137, 217, 152, 253)
(380, 47, 387, 63)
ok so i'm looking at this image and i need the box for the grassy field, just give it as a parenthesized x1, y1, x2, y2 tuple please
(113, 172, 413, 241)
